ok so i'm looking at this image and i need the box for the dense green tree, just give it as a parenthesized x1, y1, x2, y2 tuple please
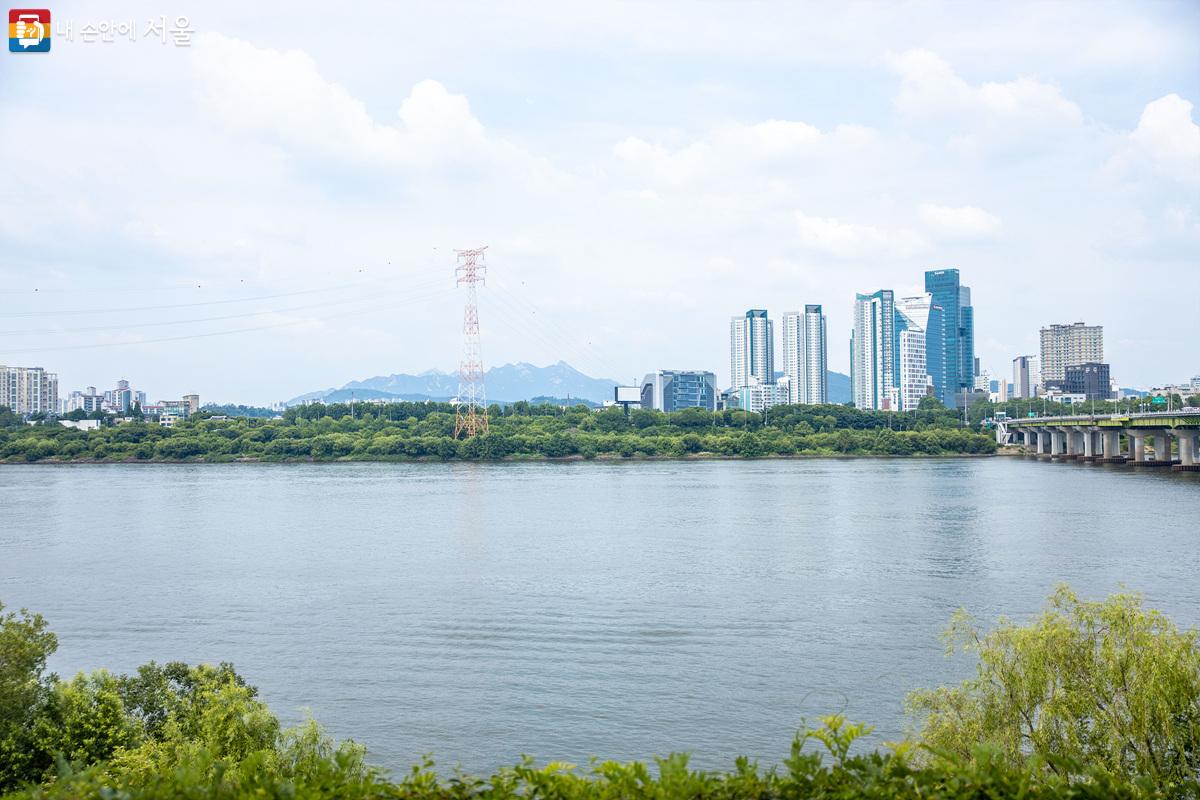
(909, 586, 1200, 787)
(0, 604, 58, 791)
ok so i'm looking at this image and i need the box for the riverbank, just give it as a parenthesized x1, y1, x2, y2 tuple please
(0, 451, 1001, 465)
(1, 400, 997, 463)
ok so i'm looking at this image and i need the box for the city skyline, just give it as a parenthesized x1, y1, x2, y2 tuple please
(1, 1, 1198, 404)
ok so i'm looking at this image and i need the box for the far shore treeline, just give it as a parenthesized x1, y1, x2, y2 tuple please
(0, 398, 1000, 462)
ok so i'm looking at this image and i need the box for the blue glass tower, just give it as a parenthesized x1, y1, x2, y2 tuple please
(923, 269, 974, 407)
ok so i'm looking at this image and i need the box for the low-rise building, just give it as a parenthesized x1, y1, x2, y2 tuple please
(59, 419, 101, 431)
(640, 370, 717, 412)
(726, 380, 788, 413)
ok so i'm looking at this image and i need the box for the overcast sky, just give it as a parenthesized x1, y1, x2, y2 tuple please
(1, 1, 1198, 404)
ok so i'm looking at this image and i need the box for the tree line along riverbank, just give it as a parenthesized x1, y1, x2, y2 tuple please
(0, 401, 997, 463)
(1, 587, 1197, 798)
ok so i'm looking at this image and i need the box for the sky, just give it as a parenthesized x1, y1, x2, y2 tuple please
(1, 1, 1198, 405)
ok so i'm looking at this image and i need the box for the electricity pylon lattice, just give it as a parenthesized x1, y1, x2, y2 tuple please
(453, 246, 489, 439)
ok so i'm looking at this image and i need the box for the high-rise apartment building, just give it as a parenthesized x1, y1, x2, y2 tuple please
(640, 371, 717, 412)
(729, 309, 774, 389)
(65, 386, 105, 414)
(895, 294, 935, 411)
(1011, 355, 1037, 399)
(850, 290, 896, 410)
(1039, 322, 1103, 390)
(923, 269, 974, 407)
(780, 304, 827, 404)
(0, 365, 59, 416)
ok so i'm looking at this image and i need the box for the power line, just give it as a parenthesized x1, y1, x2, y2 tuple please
(1, 287, 453, 355)
(0, 278, 447, 337)
(490, 279, 625, 380)
(0, 280, 395, 318)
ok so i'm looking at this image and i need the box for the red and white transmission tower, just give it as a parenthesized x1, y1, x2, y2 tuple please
(453, 246, 489, 438)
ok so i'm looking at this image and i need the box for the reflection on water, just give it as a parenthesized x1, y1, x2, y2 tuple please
(1, 458, 1197, 772)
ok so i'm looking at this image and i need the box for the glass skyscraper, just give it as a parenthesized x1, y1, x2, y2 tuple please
(923, 269, 974, 407)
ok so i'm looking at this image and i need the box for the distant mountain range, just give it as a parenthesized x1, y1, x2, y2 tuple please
(287, 361, 853, 406)
(287, 361, 620, 406)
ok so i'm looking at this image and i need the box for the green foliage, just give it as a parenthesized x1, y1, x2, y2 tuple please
(0, 604, 58, 790)
(909, 586, 1200, 790)
(0, 406, 22, 428)
(0, 401, 997, 463)
(0, 713, 1167, 800)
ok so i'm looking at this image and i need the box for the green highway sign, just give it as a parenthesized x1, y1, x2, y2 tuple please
(1151, 396, 1167, 405)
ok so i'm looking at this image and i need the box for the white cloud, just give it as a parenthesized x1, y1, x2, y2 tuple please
(891, 49, 1082, 126)
(612, 119, 878, 186)
(794, 212, 926, 259)
(1129, 94, 1200, 177)
(191, 33, 555, 184)
(1, 4, 1197, 398)
(918, 204, 1003, 239)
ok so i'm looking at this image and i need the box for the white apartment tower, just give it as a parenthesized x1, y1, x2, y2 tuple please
(850, 290, 896, 410)
(0, 365, 59, 416)
(780, 304, 827, 404)
(895, 294, 934, 412)
(1012, 355, 1037, 399)
(729, 309, 774, 389)
(1039, 322, 1103, 390)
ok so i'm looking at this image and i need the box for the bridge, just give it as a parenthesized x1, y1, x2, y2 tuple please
(995, 410, 1200, 471)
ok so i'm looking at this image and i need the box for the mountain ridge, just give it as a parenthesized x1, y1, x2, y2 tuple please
(288, 363, 854, 406)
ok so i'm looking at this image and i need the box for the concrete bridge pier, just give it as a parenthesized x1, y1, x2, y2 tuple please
(1099, 429, 1125, 463)
(1081, 428, 1097, 461)
(1032, 428, 1050, 458)
(1150, 430, 1176, 466)
(1048, 428, 1065, 459)
(1055, 427, 1079, 460)
(1172, 432, 1200, 471)
(1128, 431, 1147, 465)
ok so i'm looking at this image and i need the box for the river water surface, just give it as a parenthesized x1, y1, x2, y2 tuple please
(1, 458, 1197, 772)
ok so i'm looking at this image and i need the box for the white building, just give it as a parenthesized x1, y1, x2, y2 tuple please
(851, 290, 896, 410)
(64, 386, 105, 414)
(730, 309, 774, 389)
(1012, 355, 1038, 399)
(1039, 322, 1103, 390)
(780, 304, 827, 404)
(0, 365, 59, 416)
(727, 379, 788, 413)
(59, 419, 100, 431)
(895, 294, 934, 412)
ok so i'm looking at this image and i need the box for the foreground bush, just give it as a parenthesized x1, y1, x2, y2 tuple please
(1, 717, 1168, 800)
(2, 590, 1197, 799)
(908, 587, 1200, 788)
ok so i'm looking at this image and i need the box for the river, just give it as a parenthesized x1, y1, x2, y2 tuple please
(1, 458, 1197, 772)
